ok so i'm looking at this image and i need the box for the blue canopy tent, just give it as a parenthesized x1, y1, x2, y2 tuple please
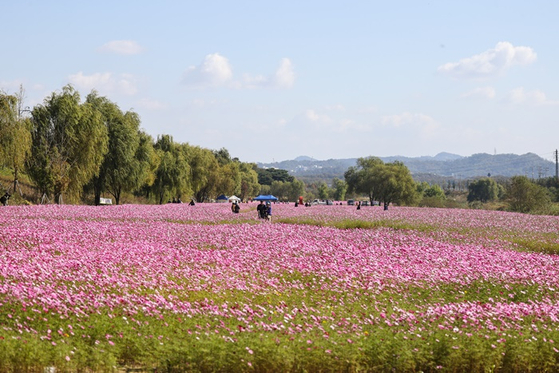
(216, 194, 229, 203)
(253, 194, 278, 202)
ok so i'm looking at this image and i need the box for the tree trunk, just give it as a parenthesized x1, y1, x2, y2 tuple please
(114, 187, 121, 205)
(93, 176, 104, 206)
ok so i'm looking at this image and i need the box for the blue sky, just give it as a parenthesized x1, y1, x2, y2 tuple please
(2, 0, 558, 163)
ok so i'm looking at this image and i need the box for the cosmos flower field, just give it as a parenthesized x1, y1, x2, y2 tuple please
(1, 203, 559, 372)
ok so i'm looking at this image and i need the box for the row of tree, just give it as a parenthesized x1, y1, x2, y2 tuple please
(467, 175, 556, 213)
(1, 86, 262, 204)
(3, 86, 556, 212)
(340, 156, 556, 214)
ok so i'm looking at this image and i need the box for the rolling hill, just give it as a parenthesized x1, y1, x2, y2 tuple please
(258, 152, 556, 183)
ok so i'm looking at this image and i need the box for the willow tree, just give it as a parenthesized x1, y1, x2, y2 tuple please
(331, 178, 347, 201)
(27, 85, 108, 204)
(0, 91, 31, 194)
(376, 161, 418, 209)
(345, 157, 417, 209)
(344, 156, 385, 204)
(151, 135, 190, 204)
(214, 161, 241, 198)
(133, 131, 159, 196)
(238, 162, 260, 201)
(86, 92, 148, 205)
(185, 144, 219, 202)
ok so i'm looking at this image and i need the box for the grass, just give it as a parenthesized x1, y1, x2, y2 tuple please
(0, 280, 558, 372)
(276, 217, 436, 233)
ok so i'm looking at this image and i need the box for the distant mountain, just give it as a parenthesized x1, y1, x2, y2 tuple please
(293, 155, 316, 161)
(258, 152, 555, 182)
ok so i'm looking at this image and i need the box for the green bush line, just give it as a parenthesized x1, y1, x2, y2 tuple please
(0, 275, 557, 372)
(0, 302, 558, 372)
(275, 217, 435, 232)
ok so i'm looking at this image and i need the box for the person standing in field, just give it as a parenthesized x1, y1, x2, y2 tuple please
(0, 193, 10, 206)
(257, 201, 266, 219)
(266, 202, 272, 221)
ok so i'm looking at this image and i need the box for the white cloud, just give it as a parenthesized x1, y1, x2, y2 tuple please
(243, 58, 295, 89)
(382, 112, 439, 136)
(274, 58, 295, 88)
(305, 109, 331, 123)
(300, 109, 371, 133)
(461, 86, 496, 99)
(183, 54, 294, 89)
(0, 80, 22, 92)
(506, 87, 559, 106)
(98, 40, 143, 55)
(68, 72, 138, 95)
(438, 42, 536, 79)
(182, 53, 233, 88)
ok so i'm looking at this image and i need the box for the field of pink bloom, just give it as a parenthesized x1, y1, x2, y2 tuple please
(0, 203, 558, 371)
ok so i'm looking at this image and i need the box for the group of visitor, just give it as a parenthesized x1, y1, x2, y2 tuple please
(256, 201, 272, 221)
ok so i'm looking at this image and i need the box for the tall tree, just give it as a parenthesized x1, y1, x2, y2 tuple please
(344, 157, 385, 204)
(86, 92, 144, 205)
(317, 181, 329, 200)
(270, 180, 289, 201)
(346, 157, 417, 209)
(27, 85, 108, 203)
(256, 167, 294, 185)
(376, 161, 418, 209)
(185, 145, 219, 202)
(467, 178, 499, 203)
(0, 89, 32, 194)
(151, 135, 190, 204)
(506, 176, 551, 213)
(331, 178, 347, 201)
(214, 161, 241, 198)
(238, 162, 260, 201)
(133, 131, 159, 194)
(213, 147, 232, 166)
(287, 179, 306, 202)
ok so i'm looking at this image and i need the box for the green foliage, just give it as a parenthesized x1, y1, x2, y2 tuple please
(257, 167, 294, 185)
(214, 161, 241, 197)
(345, 157, 384, 203)
(212, 147, 232, 166)
(536, 176, 559, 202)
(420, 196, 446, 208)
(185, 145, 220, 202)
(345, 157, 418, 208)
(506, 175, 551, 213)
(331, 178, 347, 201)
(151, 135, 191, 204)
(467, 177, 499, 203)
(269, 179, 305, 201)
(238, 162, 260, 201)
(0, 89, 32, 194)
(317, 181, 329, 200)
(85, 92, 152, 205)
(27, 85, 108, 203)
(417, 182, 446, 207)
(424, 184, 446, 199)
